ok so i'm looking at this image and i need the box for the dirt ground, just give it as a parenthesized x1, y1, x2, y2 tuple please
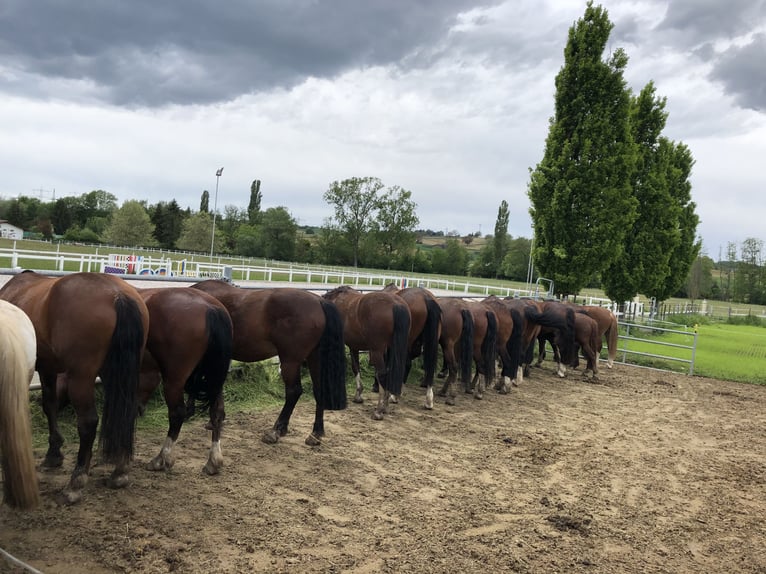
(1, 362, 765, 574)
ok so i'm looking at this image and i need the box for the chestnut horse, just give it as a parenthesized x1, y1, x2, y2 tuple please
(137, 287, 233, 476)
(0, 271, 148, 505)
(435, 298, 474, 407)
(576, 306, 619, 368)
(382, 284, 442, 406)
(0, 300, 40, 509)
(191, 280, 347, 446)
(322, 286, 411, 420)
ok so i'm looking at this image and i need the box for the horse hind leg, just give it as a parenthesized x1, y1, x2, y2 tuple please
(147, 379, 186, 472)
(204, 393, 226, 474)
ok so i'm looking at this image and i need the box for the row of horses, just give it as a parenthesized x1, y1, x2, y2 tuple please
(0, 271, 618, 509)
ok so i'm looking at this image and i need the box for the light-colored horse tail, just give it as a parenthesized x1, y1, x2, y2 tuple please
(0, 301, 40, 510)
(606, 312, 619, 368)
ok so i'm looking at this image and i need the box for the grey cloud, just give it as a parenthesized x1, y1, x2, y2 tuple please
(0, 0, 499, 107)
(657, 0, 765, 40)
(710, 33, 766, 112)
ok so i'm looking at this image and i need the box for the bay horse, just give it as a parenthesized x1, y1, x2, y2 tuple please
(503, 298, 543, 381)
(571, 311, 601, 379)
(322, 286, 411, 420)
(137, 287, 233, 475)
(464, 300, 498, 400)
(0, 271, 148, 505)
(191, 280, 347, 446)
(435, 298, 474, 407)
(382, 283, 442, 407)
(576, 306, 619, 368)
(0, 300, 40, 509)
(482, 295, 524, 392)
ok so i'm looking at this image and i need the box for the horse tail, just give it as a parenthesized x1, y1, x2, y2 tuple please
(185, 307, 233, 412)
(318, 300, 348, 410)
(524, 305, 576, 365)
(507, 307, 524, 379)
(459, 309, 474, 386)
(482, 311, 497, 382)
(385, 304, 411, 396)
(0, 327, 39, 509)
(421, 298, 442, 386)
(99, 294, 145, 464)
(606, 313, 619, 367)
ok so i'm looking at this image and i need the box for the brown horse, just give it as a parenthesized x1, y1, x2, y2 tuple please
(137, 287, 233, 476)
(0, 300, 40, 509)
(576, 306, 619, 368)
(435, 298, 474, 407)
(191, 280, 347, 446)
(482, 295, 524, 392)
(503, 298, 543, 381)
(382, 283, 442, 406)
(464, 300, 498, 400)
(571, 311, 601, 379)
(0, 271, 148, 505)
(322, 286, 411, 420)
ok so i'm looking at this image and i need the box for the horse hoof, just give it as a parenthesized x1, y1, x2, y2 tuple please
(353, 394, 364, 404)
(43, 455, 64, 469)
(57, 489, 82, 506)
(261, 430, 279, 444)
(372, 411, 384, 421)
(424, 403, 433, 410)
(203, 461, 221, 476)
(445, 398, 456, 406)
(390, 395, 399, 404)
(146, 457, 167, 472)
(473, 393, 483, 400)
(107, 474, 130, 490)
(305, 433, 322, 447)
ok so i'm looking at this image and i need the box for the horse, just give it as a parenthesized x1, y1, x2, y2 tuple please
(464, 300, 498, 400)
(382, 283, 442, 407)
(482, 295, 524, 392)
(0, 271, 149, 505)
(571, 311, 601, 379)
(435, 298, 474, 407)
(576, 306, 619, 368)
(503, 298, 543, 381)
(136, 287, 233, 476)
(0, 300, 40, 510)
(524, 300, 576, 378)
(191, 280, 347, 446)
(322, 286, 411, 420)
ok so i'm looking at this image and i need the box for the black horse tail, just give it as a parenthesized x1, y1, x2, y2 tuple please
(317, 300, 348, 410)
(385, 304, 411, 396)
(524, 305, 576, 364)
(99, 294, 145, 464)
(459, 309, 474, 386)
(421, 298, 442, 386)
(185, 306, 233, 412)
(507, 307, 524, 378)
(482, 310, 497, 382)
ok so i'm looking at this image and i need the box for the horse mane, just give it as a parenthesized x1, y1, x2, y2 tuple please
(323, 285, 355, 299)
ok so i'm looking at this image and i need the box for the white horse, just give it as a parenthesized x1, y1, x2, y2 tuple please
(0, 299, 40, 509)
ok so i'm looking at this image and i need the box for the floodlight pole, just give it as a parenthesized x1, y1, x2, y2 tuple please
(210, 167, 224, 258)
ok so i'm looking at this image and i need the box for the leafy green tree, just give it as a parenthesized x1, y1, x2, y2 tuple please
(200, 190, 210, 213)
(102, 200, 156, 247)
(248, 179, 262, 225)
(528, 1, 637, 295)
(234, 224, 260, 257)
(373, 186, 419, 268)
(51, 197, 77, 235)
(469, 243, 495, 278)
(259, 207, 298, 261)
(602, 82, 673, 304)
(684, 255, 714, 301)
(150, 200, 185, 249)
(315, 224, 354, 266)
(493, 200, 510, 278)
(177, 212, 218, 253)
(431, 238, 469, 276)
(501, 237, 533, 281)
(219, 205, 248, 253)
(643, 142, 700, 302)
(323, 176, 383, 267)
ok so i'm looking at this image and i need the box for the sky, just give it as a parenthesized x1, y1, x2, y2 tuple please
(0, 0, 764, 259)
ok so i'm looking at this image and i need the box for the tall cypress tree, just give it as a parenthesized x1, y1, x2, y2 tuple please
(528, 1, 637, 296)
(248, 179, 262, 225)
(493, 200, 510, 278)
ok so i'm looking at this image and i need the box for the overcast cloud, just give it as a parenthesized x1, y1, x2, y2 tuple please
(1, 0, 764, 257)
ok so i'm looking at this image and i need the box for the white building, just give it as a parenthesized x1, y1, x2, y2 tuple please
(0, 220, 23, 239)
